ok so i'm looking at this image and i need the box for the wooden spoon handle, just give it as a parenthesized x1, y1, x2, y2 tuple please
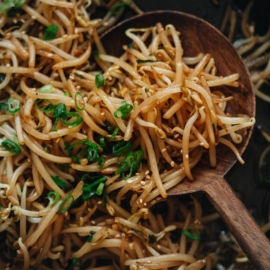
(203, 178, 270, 270)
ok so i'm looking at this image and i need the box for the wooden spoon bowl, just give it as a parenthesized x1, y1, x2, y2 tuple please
(101, 11, 270, 269)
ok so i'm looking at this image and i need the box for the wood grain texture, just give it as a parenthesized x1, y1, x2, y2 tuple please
(101, 11, 270, 269)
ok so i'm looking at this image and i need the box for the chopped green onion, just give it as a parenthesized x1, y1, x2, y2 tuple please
(104, 120, 115, 134)
(92, 50, 102, 61)
(72, 258, 82, 267)
(95, 183, 104, 196)
(0, 0, 25, 14)
(87, 231, 95, 242)
(58, 195, 74, 214)
(7, 98, 20, 114)
(2, 139, 21, 154)
(64, 92, 71, 97)
(72, 155, 80, 164)
(52, 176, 67, 189)
(0, 73, 5, 82)
(109, 1, 129, 15)
(127, 43, 134, 49)
(34, 99, 55, 113)
(44, 24, 58, 41)
(115, 149, 144, 178)
(99, 137, 106, 148)
(53, 103, 66, 118)
(148, 234, 156, 243)
(98, 156, 105, 168)
(182, 227, 201, 242)
(81, 176, 107, 201)
(136, 59, 157, 63)
(112, 141, 132, 156)
(51, 118, 59, 132)
(75, 92, 85, 111)
(61, 112, 83, 127)
(39, 84, 54, 93)
(114, 101, 133, 119)
(0, 98, 21, 114)
(110, 127, 119, 140)
(95, 73, 106, 88)
(47, 191, 60, 206)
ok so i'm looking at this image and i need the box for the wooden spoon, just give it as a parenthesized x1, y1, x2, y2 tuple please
(100, 11, 270, 269)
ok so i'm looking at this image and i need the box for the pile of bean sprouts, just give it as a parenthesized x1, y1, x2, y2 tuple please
(220, 0, 270, 103)
(0, 0, 255, 269)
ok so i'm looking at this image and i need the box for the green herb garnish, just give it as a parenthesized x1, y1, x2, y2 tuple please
(52, 176, 67, 189)
(75, 92, 85, 111)
(0, 98, 21, 114)
(182, 227, 201, 242)
(114, 101, 133, 119)
(2, 139, 21, 154)
(95, 73, 106, 88)
(44, 24, 58, 41)
(136, 59, 158, 63)
(58, 195, 74, 214)
(47, 191, 60, 206)
(0, 0, 25, 14)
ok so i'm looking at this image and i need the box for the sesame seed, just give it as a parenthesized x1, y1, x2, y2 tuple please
(6, 63, 10, 67)
(100, 112, 105, 116)
(147, 260, 152, 264)
(170, 161, 175, 167)
(13, 19, 18, 24)
(145, 175, 151, 180)
(47, 53, 53, 58)
(161, 148, 167, 153)
(63, 34, 68, 38)
(139, 199, 143, 204)
(91, 220, 96, 224)
(97, 201, 102, 205)
(185, 154, 189, 159)
(31, 16, 36, 20)
(140, 181, 146, 185)
(69, 75, 74, 80)
(174, 134, 179, 138)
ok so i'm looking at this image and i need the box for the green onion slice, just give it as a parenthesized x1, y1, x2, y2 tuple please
(109, 1, 129, 15)
(95, 73, 106, 88)
(114, 101, 133, 119)
(75, 92, 85, 111)
(34, 99, 55, 113)
(2, 139, 21, 154)
(99, 137, 106, 148)
(58, 195, 74, 214)
(61, 112, 83, 127)
(0, 0, 25, 14)
(92, 50, 102, 61)
(7, 98, 21, 114)
(44, 24, 58, 41)
(95, 183, 105, 196)
(53, 103, 66, 118)
(182, 227, 201, 242)
(39, 84, 54, 93)
(110, 127, 119, 141)
(136, 59, 157, 63)
(72, 258, 82, 267)
(87, 232, 95, 242)
(52, 176, 67, 189)
(0, 98, 21, 114)
(47, 191, 60, 206)
(112, 141, 132, 156)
